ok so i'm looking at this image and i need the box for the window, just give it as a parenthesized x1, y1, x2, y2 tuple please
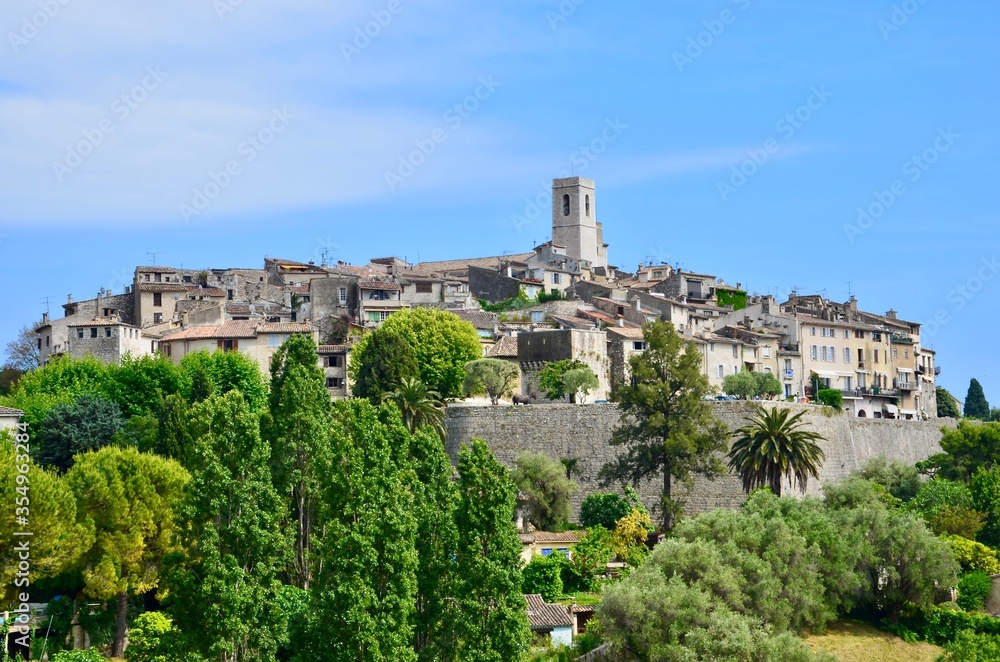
(339, 287, 348, 305)
(227, 289, 234, 300)
(105, 328, 112, 338)
(872, 332, 882, 341)
(367, 311, 392, 323)
(585, 195, 590, 216)
(904, 349, 908, 359)
(183, 275, 192, 283)
(892, 348, 897, 359)
(874, 349, 879, 364)
(762, 346, 771, 358)
(290, 312, 297, 321)
(531, 311, 544, 323)
(541, 548, 553, 557)
(551, 273, 561, 285)
(556, 547, 570, 558)
(325, 355, 344, 368)
(37, 338, 41, 350)
(153, 292, 162, 306)
(811, 345, 817, 360)
(844, 347, 851, 363)
(326, 377, 344, 388)
(90, 328, 98, 338)
(844, 376, 853, 390)
(717, 365, 724, 378)
(820, 328, 827, 338)
(162, 343, 171, 357)
(821, 346, 827, 362)
(154, 273, 162, 282)
(732, 345, 738, 358)
(415, 282, 433, 294)
(219, 339, 237, 352)
(810, 327, 816, 336)
(77, 329, 84, 339)
(733, 365, 740, 375)
(855, 329, 864, 339)
(843, 329, 849, 339)
(268, 335, 282, 348)
(153, 313, 163, 324)
(562, 194, 570, 216)
(632, 341, 647, 351)
(369, 290, 391, 300)
(709, 343, 715, 352)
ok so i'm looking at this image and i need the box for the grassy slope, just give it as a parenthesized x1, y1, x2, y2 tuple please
(803, 620, 943, 662)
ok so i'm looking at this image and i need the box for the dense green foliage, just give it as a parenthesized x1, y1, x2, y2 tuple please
(561, 367, 600, 404)
(600, 321, 728, 531)
(971, 466, 1000, 547)
(512, 451, 579, 531)
(522, 554, 565, 601)
(957, 571, 993, 612)
(965, 378, 991, 420)
(937, 386, 961, 418)
(374, 308, 482, 398)
(728, 405, 826, 496)
(34, 395, 126, 471)
(124, 612, 192, 662)
(816, 388, 843, 408)
(946, 535, 1000, 574)
(349, 327, 419, 405)
(920, 420, 1000, 481)
(453, 439, 532, 661)
(463, 358, 519, 405)
(383, 376, 446, 436)
(858, 456, 922, 502)
(723, 369, 783, 399)
(579, 488, 644, 530)
(715, 288, 748, 310)
(537, 359, 594, 402)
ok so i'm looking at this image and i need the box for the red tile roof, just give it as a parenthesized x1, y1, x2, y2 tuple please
(524, 595, 573, 629)
(488, 335, 518, 358)
(0, 406, 24, 416)
(259, 323, 313, 334)
(187, 286, 226, 297)
(358, 278, 400, 291)
(531, 531, 581, 544)
(137, 282, 187, 292)
(160, 321, 259, 341)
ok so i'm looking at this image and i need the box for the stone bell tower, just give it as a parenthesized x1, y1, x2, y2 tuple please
(551, 177, 607, 270)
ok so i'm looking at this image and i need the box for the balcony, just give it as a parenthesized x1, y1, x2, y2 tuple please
(891, 333, 914, 344)
(852, 387, 899, 398)
(894, 380, 916, 392)
(858, 361, 866, 370)
(778, 344, 800, 355)
(935, 366, 942, 376)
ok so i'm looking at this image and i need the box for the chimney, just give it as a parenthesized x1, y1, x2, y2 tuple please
(67, 294, 73, 304)
(632, 298, 641, 312)
(42, 312, 49, 324)
(616, 315, 624, 327)
(886, 309, 897, 320)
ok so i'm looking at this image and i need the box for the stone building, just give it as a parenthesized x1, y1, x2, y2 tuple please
(517, 328, 610, 402)
(159, 321, 315, 374)
(551, 177, 608, 273)
(67, 319, 155, 363)
(317, 344, 351, 399)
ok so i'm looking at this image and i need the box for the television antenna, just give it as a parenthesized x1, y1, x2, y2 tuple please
(147, 251, 162, 266)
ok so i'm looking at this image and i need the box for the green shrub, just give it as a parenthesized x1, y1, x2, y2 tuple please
(125, 611, 190, 662)
(958, 571, 994, 613)
(816, 389, 842, 408)
(51, 651, 107, 662)
(523, 554, 566, 601)
(886, 603, 1000, 645)
(947, 535, 1000, 574)
(940, 630, 1000, 660)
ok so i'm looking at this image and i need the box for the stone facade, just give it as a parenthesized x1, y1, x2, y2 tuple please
(517, 329, 610, 402)
(445, 401, 956, 522)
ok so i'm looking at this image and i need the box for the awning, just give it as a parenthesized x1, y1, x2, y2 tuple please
(897, 368, 913, 373)
(835, 372, 854, 377)
(856, 370, 871, 374)
(810, 370, 838, 378)
(883, 404, 899, 415)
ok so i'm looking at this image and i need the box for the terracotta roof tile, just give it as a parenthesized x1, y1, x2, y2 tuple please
(0, 406, 24, 416)
(160, 321, 259, 341)
(524, 595, 573, 629)
(452, 309, 498, 329)
(607, 327, 646, 339)
(358, 278, 400, 291)
(67, 319, 140, 328)
(531, 531, 580, 544)
(412, 253, 534, 275)
(187, 286, 226, 297)
(259, 323, 313, 334)
(488, 335, 518, 358)
(317, 344, 350, 353)
(137, 282, 188, 293)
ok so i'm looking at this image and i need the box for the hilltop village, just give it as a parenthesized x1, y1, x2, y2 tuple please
(33, 176, 938, 419)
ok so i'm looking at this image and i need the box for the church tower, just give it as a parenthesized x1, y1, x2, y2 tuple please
(551, 177, 607, 271)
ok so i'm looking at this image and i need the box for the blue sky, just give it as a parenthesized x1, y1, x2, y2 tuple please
(1, 0, 997, 404)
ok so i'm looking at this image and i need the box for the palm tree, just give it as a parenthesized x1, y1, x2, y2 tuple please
(382, 376, 446, 438)
(727, 405, 826, 496)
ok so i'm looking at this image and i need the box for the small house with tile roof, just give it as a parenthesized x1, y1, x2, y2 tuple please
(159, 321, 315, 375)
(0, 406, 23, 431)
(524, 594, 574, 647)
(518, 531, 581, 564)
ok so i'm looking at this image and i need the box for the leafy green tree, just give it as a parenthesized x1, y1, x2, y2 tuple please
(908, 478, 976, 524)
(0, 364, 24, 396)
(567, 527, 614, 590)
(512, 451, 578, 531)
(1, 434, 93, 603)
(125, 612, 194, 662)
(105, 354, 188, 418)
(376, 307, 482, 399)
(349, 327, 419, 405)
(145, 393, 196, 464)
(0, 355, 109, 428)
(454, 439, 532, 661)
(941, 631, 1000, 660)
(409, 425, 460, 661)
(537, 359, 591, 402)
(937, 386, 961, 418)
(965, 378, 990, 420)
(972, 466, 1000, 548)
(599, 321, 729, 532)
(857, 456, 922, 502)
(754, 371, 784, 399)
(522, 554, 565, 601)
(562, 367, 600, 404)
(579, 488, 645, 530)
(928, 420, 1000, 481)
(180, 350, 269, 412)
(722, 370, 757, 400)
(189, 363, 215, 403)
(611, 508, 653, 569)
(463, 358, 519, 405)
(64, 447, 189, 658)
(264, 333, 331, 590)
(383, 376, 446, 437)
(816, 389, 843, 409)
(164, 392, 291, 662)
(957, 571, 993, 612)
(727, 405, 826, 496)
(34, 395, 126, 472)
(300, 399, 418, 661)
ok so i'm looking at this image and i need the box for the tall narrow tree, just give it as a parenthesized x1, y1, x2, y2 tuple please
(165, 391, 291, 662)
(264, 333, 330, 590)
(599, 321, 729, 531)
(453, 439, 532, 662)
(727, 404, 826, 496)
(965, 378, 990, 420)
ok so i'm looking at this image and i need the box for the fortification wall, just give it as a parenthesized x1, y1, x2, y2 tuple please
(444, 401, 957, 521)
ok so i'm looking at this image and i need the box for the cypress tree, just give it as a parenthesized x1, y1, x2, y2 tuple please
(965, 378, 990, 420)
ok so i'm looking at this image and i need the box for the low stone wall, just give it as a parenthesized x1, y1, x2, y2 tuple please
(444, 401, 957, 521)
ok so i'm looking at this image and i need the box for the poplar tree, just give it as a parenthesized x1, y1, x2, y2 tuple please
(164, 391, 291, 661)
(264, 333, 331, 590)
(301, 399, 418, 661)
(453, 439, 531, 662)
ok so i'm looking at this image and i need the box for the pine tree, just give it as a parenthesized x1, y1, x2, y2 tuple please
(453, 439, 532, 662)
(965, 379, 990, 420)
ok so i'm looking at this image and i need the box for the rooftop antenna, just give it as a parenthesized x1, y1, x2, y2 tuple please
(320, 247, 334, 268)
(846, 281, 853, 297)
(147, 251, 161, 266)
(40, 296, 54, 314)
